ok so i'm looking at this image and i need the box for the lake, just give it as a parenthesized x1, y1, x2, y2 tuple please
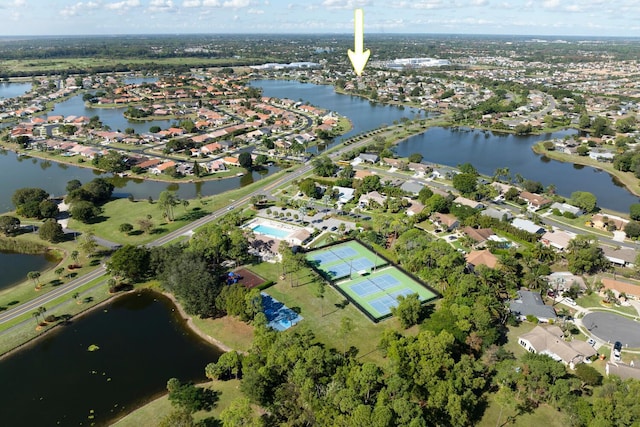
(0, 81, 32, 99)
(393, 127, 639, 212)
(0, 249, 57, 291)
(0, 150, 276, 213)
(49, 94, 172, 135)
(254, 80, 639, 212)
(0, 290, 222, 426)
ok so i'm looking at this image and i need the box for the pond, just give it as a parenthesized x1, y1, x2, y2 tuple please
(0, 81, 32, 99)
(0, 249, 57, 291)
(0, 290, 222, 426)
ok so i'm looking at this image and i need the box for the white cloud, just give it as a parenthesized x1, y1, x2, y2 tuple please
(60, 1, 101, 18)
(182, 0, 201, 6)
(202, 0, 220, 6)
(222, 0, 251, 8)
(148, 0, 174, 12)
(542, 0, 560, 9)
(105, 0, 141, 11)
(247, 8, 264, 14)
(391, 0, 448, 10)
(470, 0, 489, 6)
(321, 0, 372, 10)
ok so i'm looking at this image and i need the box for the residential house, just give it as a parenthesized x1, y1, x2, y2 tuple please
(591, 214, 628, 231)
(354, 170, 374, 180)
(205, 160, 226, 173)
(407, 162, 431, 176)
(601, 278, 640, 298)
(519, 191, 552, 211)
(136, 158, 162, 171)
(357, 153, 379, 164)
(433, 213, 459, 232)
(518, 325, 597, 368)
(359, 191, 387, 207)
(400, 180, 424, 196)
(150, 161, 177, 175)
(541, 230, 576, 251)
(601, 246, 637, 268)
(200, 142, 223, 155)
(547, 272, 587, 293)
(382, 157, 406, 169)
(465, 249, 499, 270)
(462, 227, 495, 247)
(606, 362, 640, 380)
(550, 202, 584, 217)
(222, 156, 240, 166)
(333, 186, 355, 204)
(406, 201, 425, 217)
(453, 196, 484, 210)
(509, 290, 557, 322)
(481, 207, 513, 222)
(511, 218, 545, 234)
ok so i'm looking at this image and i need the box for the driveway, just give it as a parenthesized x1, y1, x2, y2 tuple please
(582, 311, 640, 347)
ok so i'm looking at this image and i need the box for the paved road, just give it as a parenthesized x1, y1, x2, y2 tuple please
(583, 311, 640, 347)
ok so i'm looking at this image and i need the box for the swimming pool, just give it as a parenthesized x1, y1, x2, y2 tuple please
(252, 224, 291, 239)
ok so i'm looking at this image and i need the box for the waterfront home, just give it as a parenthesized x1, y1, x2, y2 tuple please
(519, 191, 552, 211)
(222, 156, 240, 166)
(150, 160, 177, 175)
(550, 202, 584, 217)
(136, 158, 163, 171)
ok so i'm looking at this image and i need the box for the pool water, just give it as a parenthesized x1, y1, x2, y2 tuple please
(252, 224, 291, 239)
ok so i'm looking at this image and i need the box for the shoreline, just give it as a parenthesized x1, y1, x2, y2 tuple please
(0, 287, 234, 362)
(532, 142, 640, 199)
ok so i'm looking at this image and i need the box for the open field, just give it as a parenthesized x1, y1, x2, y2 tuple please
(0, 57, 277, 75)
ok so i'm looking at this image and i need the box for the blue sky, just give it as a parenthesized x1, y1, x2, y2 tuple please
(1, 0, 639, 37)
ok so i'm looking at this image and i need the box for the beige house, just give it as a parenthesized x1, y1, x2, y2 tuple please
(518, 325, 597, 369)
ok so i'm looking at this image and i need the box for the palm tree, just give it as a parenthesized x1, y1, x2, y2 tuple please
(70, 250, 79, 265)
(72, 292, 80, 304)
(27, 271, 41, 289)
(55, 267, 65, 278)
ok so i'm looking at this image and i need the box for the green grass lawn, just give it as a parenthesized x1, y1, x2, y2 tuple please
(577, 293, 638, 317)
(255, 263, 402, 365)
(112, 379, 246, 427)
(503, 321, 537, 357)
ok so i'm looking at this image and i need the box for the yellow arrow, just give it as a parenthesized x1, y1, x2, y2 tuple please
(347, 8, 370, 76)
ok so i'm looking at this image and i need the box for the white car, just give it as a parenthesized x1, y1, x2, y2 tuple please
(564, 297, 577, 306)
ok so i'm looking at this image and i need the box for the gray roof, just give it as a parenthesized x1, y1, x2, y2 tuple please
(512, 218, 545, 234)
(400, 180, 424, 195)
(510, 290, 557, 320)
(481, 208, 513, 221)
(358, 153, 379, 162)
(550, 202, 583, 216)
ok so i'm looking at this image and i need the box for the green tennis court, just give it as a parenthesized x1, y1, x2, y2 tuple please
(306, 240, 387, 281)
(337, 267, 438, 322)
(306, 240, 438, 322)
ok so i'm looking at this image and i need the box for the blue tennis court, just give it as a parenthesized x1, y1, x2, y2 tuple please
(369, 273, 400, 290)
(309, 246, 358, 265)
(389, 288, 415, 299)
(351, 281, 381, 297)
(327, 263, 352, 279)
(369, 295, 399, 316)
